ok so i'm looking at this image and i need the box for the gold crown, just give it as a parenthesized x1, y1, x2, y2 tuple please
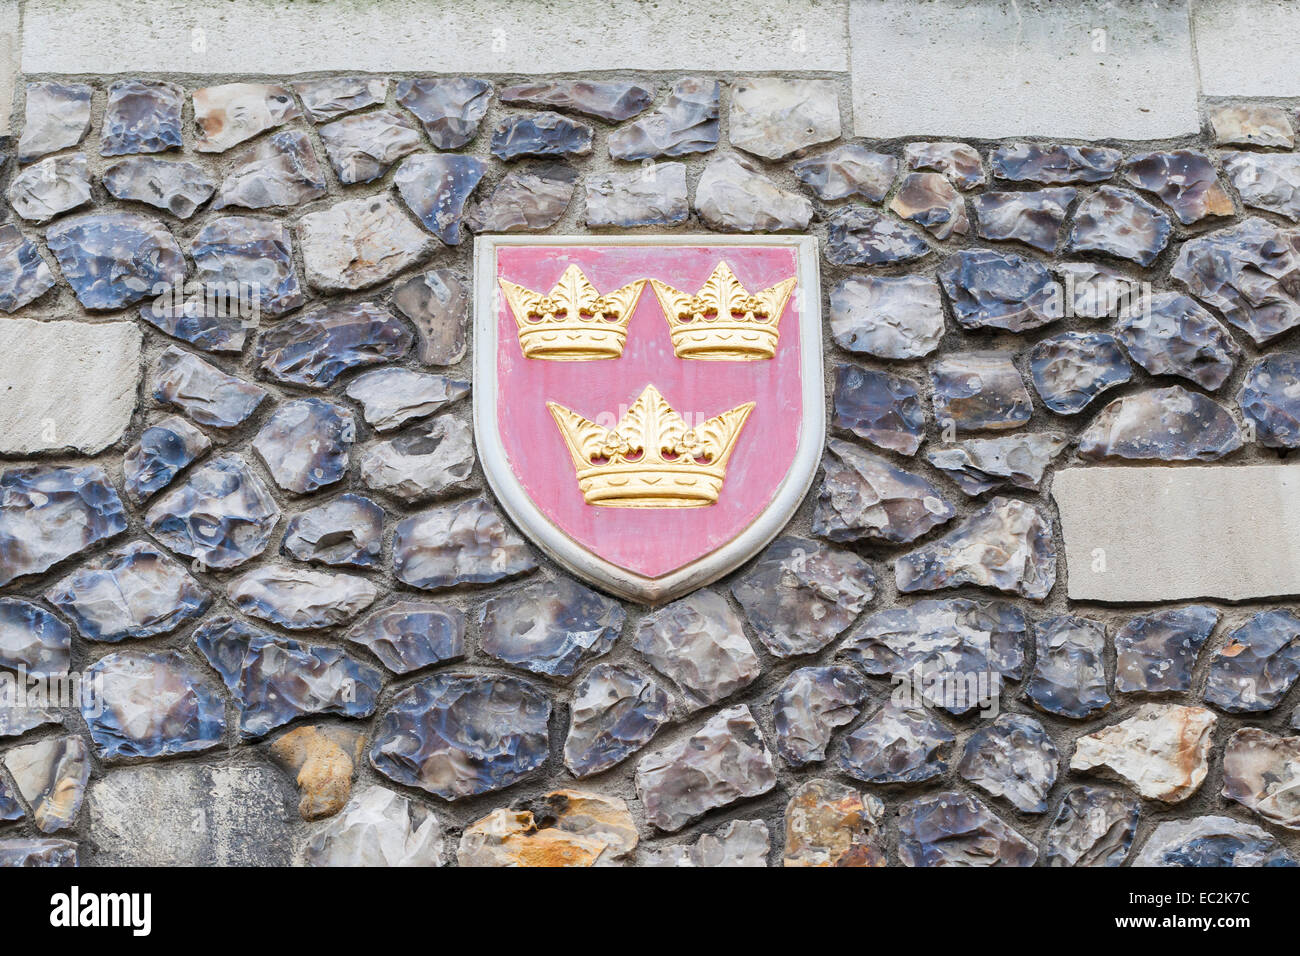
(547, 384, 754, 508)
(499, 264, 647, 360)
(650, 261, 797, 361)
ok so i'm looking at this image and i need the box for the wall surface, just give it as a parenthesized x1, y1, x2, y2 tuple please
(1, 0, 1300, 868)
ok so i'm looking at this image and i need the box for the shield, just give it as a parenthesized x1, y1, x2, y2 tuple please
(474, 235, 823, 604)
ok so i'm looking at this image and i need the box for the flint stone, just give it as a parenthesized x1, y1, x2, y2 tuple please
(1071, 704, 1217, 802)
(227, 567, 377, 631)
(1068, 186, 1172, 266)
(1222, 152, 1300, 221)
(182, 215, 304, 329)
(465, 163, 576, 233)
(122, 416, 211, 505)
(1044, 785, 1141, 867)
(814, 439, 952, 545)
(0, 705, 61, 739)
(1241, 352, 1300, 447)
(396, 77, 492, 149)
(837, 700, 954, 784)
(1123, 150, 1234, 224)
(794, 145, 896, 202)
(211, 129, 327, 210)
(393, 498, 535, 590)
(895, 497, 1056, 600)
(1117, 292, 1241, 390)
(1171, 217, 1300, 343)
(829, 274, 944, 359)
(1026, 615, 1110, 719)
(957, 713, 1059, 813)
(1210, 105, 1295, 148)
(1115, 606, 1219, 695)
(929, 352, 1032, 431)
(840, 599, 1027, 713)
(391, 269, 469, 365)
(0, 318, 141, 455)
(585, 163, 689, 228)
(1077, 386, 1243, 461)
(257, 301, 413, 387)
(17, 81, 91, 162)
(3, 735, 88, 833)
(359, 415, 476, 502)
(500, 80, 654, 122)
(153, 346, 266, 428)
(252, 398, 354, 495)
(607, 77, 718, 161)
(85, 762, 295, 865)
(394, 153, 487, 244)
(783, 779, 886, 867)
(270, 724, 365, 821)
(282, 494, 384, 568)
(100, 80, 182, 156)
(82, 650, 225, 759)
(46, 211, 186, 310)
(1133, 816, 1297, 868)
(303, 786, 445, 866)
(633, 589, 759, 710)
(1222, 728, 1300, 829)
(564, 663, 669, 777)
(899, 791, 1037, 867)
(479, 578, 623, 679)
(8, 154, 90, 223)
(991, 143, 1121, 184)
(729, 77, 839, 161)
(642, 820, 770, 868)
(298, 194, 433, 290)
(369, 672, 550, 799)
(292, 76, 388, 122)
(890, 172, 969, 239)
(103, 157, 215, 219)
(345, 602, 465, 674)
(144, 455, 280, 570)
(195, 617, 382, 738)
(926, 433, 1067, 495)
(46, 541, 209, 642)
(319, 110, 422, 184)
(771, 666, 869, 767)
(695, 154, 812, 233)
(732, 535, 877, 657)
(825, 205, 929, 265)
(346, 368, 468, 432)
(0, 223, 55, 312)
(832, 365, 924, 456)
(1054, 261, 1146, 318)
(458, 791, 637, 867)
(0, 465, 127, 588)
(194, 82, 301, 153)
(0, 779, 24, 822)
(635, 705, 776, 832)
(0, 598, 71, 677)
(0, 840, 79, 867)
(971, 188, 1075, 252)
(1204, 610, 1300, 713)
(939, 248, 1059, 332)
(490, 111, 593, 161)
(904, 142, 985, 190)
(1028, 331, 1132, 414)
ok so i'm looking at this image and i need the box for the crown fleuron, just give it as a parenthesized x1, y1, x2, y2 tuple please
(499, 264, 647, 360)
(547, 385, 754, 508)
(650, 261, 797, 361)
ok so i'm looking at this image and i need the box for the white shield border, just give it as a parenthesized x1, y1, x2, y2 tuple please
(473, 234, 825, 605)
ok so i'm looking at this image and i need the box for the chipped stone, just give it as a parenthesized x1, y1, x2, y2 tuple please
(7, 153, 92, 222)
(480, 577, 624, 679)
(1116, 292, 1241, 390)
(929, 351, 1032, 431)
(838, 700, 954, 784)
(1210, 104, 1295, 148)
(771, 666, 869, 767)
(642, 820, 769, 867)
(783, 779, 885, 867)
(1222, 151, 1300, 221)
(459, 790, 637, 867)
(0, 598, 71, 678)
(585, 162, 689, 228)
(607, 77, 718, 161)
(1240, 352, 1300, 448)
(395, 77, 492, 149)
(1070, 704, 1216, 802)
(194, 82, 301, 153)
(346, 368, 468, 433)
(1123, 149, 1235, 224)
(1222, 728, 1300, 829)
(270, 724, 365, 821)
(465, 162, 576, 233)
(302, 785, 445, 867)
(1115, 605, 1219, 695)
(939, 248, 1059, 332)
(926, 433, 1067, 495)
(3, 736, 88, 833)
(904, 142, 985, 190)
(298, 194, 432, 291)
(393, 498, 535, 590)
(1043, 785, 1141, 867)
(282, 494, 384, 568)
(564, 663, 669, 777)
(0, 223, 55, 313)
(1067, 186, 1172, 266)
(17, 81, 91, 162)
(890, 172, 969, 239)
(898, 790, 1037, 867)
(394, 152, 487, 244)
(633, 589, 759, 710)
(794, 145, 896, 202)
(490, 111, 594, 161)
(100, 80, 182, 156)
(825, 205, 929, 265)
(359, 415, 475, 503)
(828, 274, 944, 359)
(695, 154, 812, 232)
(831, 365, 924, 456)
(971, 188, 1074, 252)
(392, 269, 469, 365)
(990, 143, 1121, 184)
(1133, 816, 1296, 867)
(728, 77, 839, 160)
(292, 76, 388, 123)
(1077, 385, 1242, 461)
(258, 301, 412, 387)
(1204, 610, 1300, 713)
(813, 438, 953, 544)
(957, 713, 1059, 813)
(1028, 331, 1132, 414)
(1026, 615, 1110, 719)
(252, 398, 354, 495)
(103, 157, 215, 219)
(153, 346, 266, 428)
(211, 129, 327, 210)
(318, 110, 423, 185)
(46, 211, 185, 310)
(145, 455, 280, 570)
(345, 602, 465, 674)
(227, 566, 377, 631)
(500, 80, 654, 122)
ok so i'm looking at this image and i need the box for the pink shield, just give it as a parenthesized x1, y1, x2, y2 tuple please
(475, 236, 823, 604)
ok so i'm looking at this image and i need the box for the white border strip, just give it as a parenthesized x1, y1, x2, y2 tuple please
(473, 234, 824, 605)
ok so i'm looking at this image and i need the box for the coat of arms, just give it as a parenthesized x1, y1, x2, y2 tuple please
(474, 236, 823, 604)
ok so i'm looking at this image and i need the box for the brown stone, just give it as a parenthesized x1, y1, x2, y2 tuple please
(269, 725, 365, 821)
(783, 779, 886, 867)
(457, 790, 638, 867)
(1070, 704, 1215, 803)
